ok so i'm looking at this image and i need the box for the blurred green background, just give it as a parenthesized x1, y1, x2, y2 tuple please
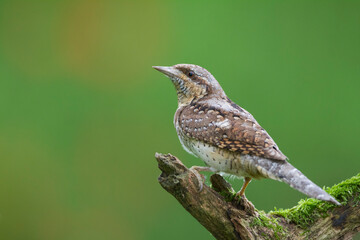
(0, 1, 359, 239)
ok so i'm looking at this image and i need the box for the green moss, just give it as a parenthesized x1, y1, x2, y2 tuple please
(250, 211, 287, 240)
(270, 173, 360, 229)
(210, 183, 237, 202)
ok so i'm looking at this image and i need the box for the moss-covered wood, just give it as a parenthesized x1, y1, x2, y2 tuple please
(155, 153, 360, 240)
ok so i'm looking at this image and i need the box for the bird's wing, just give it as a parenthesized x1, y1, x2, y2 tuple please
(179, 103, 288, 161)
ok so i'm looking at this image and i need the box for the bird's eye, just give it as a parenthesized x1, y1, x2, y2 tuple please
(188, 71, 194, 77)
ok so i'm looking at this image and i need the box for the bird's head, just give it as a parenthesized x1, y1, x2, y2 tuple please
(153, 64, 225, 106)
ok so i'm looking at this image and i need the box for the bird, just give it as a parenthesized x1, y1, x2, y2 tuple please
(153, 64, 340, 206)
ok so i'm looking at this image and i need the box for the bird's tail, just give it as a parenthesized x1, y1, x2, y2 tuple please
(256, 159, 340, 205)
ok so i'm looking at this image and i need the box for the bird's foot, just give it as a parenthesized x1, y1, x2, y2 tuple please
(235, 177, 251, 200)
(189, 166, 213, 192)
(234, 192, 244, 204)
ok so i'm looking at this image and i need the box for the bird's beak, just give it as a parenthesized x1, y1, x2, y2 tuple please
(152, 66, 181, 79)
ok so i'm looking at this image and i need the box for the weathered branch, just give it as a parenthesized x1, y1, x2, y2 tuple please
(155, 153, 360, 240)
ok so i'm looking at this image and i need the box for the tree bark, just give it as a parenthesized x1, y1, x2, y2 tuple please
(155, 153, 360, 240)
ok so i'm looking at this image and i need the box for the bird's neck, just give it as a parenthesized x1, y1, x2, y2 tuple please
(177, 93, 195, 108)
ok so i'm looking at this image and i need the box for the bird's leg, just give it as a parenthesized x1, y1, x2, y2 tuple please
(236, 177, 252, 198)
(189, 166, 213, 192)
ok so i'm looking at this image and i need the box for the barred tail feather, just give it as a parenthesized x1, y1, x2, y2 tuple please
(257, 159, 341, 206)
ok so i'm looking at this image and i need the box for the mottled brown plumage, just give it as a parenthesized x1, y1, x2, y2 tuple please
(153, 63, 340, 205)
(178, 99, 287, 161)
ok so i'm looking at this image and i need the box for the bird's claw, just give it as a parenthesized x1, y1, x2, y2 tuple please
(234, 192, 244, 204)
(189, 166, 212, 192)
(189, 166, 205, 192)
